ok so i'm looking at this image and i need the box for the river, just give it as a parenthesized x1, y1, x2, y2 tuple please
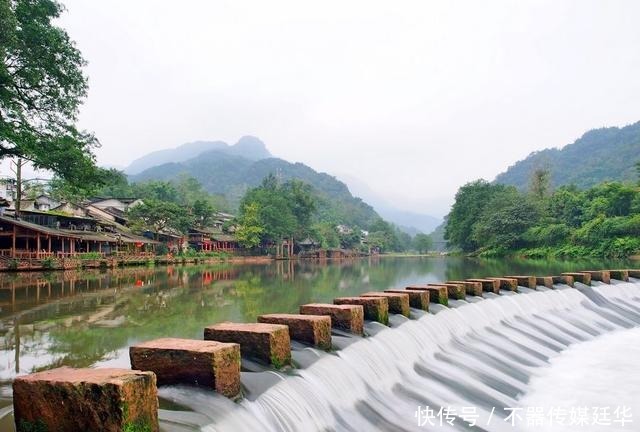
(0, 256, 636, 431)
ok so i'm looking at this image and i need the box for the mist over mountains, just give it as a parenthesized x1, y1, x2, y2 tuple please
(127, 136, 440, 233)
(339, 174, 442, 234)
(124, 136, 272, 175)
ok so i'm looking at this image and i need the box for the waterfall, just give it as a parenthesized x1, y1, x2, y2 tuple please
(160, 280, 640, 432)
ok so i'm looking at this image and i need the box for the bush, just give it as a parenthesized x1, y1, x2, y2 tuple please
(78, 252, 103, 260)
(42, 257, 55, 269)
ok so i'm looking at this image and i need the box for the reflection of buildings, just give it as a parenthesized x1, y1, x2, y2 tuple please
(0, 265, 250, 386)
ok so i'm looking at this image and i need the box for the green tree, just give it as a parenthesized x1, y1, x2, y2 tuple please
(338, 228, 361, 249)
(0, 0, 100, 186)
(236, 175, 318, 248)
(413, 233, 433, 254)
(529, 167, 551, 201)
(471, 196, 540, 249)
(192, 199, 214, 228)
(95, 168, 132, 197)
(311, 222, 340, 248)
(235, 202, 264, 249)
(132, 181, 179, 203)
(128, 200, 192, 238)
(445, 180, 517, 251)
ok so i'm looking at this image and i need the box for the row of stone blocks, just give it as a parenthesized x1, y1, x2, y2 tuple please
(12, 268, 637, 431)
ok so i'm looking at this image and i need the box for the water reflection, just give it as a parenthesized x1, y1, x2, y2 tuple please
(0, 256, 632, 406)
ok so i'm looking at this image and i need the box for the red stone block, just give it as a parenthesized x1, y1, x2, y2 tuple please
(13, 367, 158, 432)
(446, 281, 483, 297)
(552, 275, 575, 287)
(506, 275, 537, 289)
(361, 292, 410, 316)
(628, 269, 640, 279)
(300, 303, 364, 335)
(258, 313, 332, 349)
(488, 277, 519, 291)
(405, 285, 448, 305)
(204, 322, 291, 368)
(428, 282, 466, 299)
(384, 289, 430, 311)
(129, 338, 240, 398)
(334, 296, 389, 325)
(562, 272, 591, 285)
(536, 276, 554, 288)
(580, 270, 611, 284)
(466, 278, 501, 294)
(609, 270, 629, 281)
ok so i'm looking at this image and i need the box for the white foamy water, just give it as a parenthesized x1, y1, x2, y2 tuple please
(519, 326, 640, 432)
(159, 280, 640, 432)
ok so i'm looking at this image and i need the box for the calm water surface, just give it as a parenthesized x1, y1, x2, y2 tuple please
(0, 256, 634, 429)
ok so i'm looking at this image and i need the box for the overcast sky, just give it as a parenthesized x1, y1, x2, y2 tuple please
(52, 0, 640, 217)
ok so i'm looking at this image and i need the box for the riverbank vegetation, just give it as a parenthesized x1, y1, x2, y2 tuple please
(445, 168, 640, 258)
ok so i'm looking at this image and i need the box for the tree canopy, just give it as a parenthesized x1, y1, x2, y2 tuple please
(236, 176, 316, 248)
(0, 0, 100, 186)
(446, 175, 640, 258)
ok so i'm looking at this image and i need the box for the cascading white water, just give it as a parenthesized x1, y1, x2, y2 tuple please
(161, 280, 640, 432)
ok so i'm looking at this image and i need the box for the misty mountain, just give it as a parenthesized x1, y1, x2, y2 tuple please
(494, 121, 640, 190)
(340, 174, 442, 234)
(131, 150, 381, 229)
(124, 136, 271, 175)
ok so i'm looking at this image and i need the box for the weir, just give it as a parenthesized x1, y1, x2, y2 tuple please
(11, 269, 640, 432)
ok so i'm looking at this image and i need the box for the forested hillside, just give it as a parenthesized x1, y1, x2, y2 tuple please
(495, 121, 640, 189)
(132, 151, 381, 229)
(445, 178, 640, 258)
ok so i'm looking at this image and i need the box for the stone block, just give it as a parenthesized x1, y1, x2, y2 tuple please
(609, 270, 629, 281)
(405, 285, 448, 306)
(466, 278, 500, 294)
(434, 283, 466, 299)
(506, 275, 537, 289)
(488, 277, 519, 291)
(129, 338, 240, 398)
(552, 275, 575, 287)
(384, 289, 430, 311)
(446, 280, 483, 296)
(562, 272, 591, 285)
(334, 296, 389, 325)
(299, 303, 364, 335)
(361, 292, 410, 316)
(535, 276, 554, 288)
(13, 367, 158, 432)
(204, 322, 291, 368)
(580, 270, 611, 284)
(258, 314, 331, 349)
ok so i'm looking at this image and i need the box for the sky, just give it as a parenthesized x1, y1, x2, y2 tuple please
(46, 0, 640, 218)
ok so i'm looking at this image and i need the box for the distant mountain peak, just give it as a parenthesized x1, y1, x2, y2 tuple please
(224, 136, 272, 160)
(130, 145, 381, 229)
(124, 136, 272, 175)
